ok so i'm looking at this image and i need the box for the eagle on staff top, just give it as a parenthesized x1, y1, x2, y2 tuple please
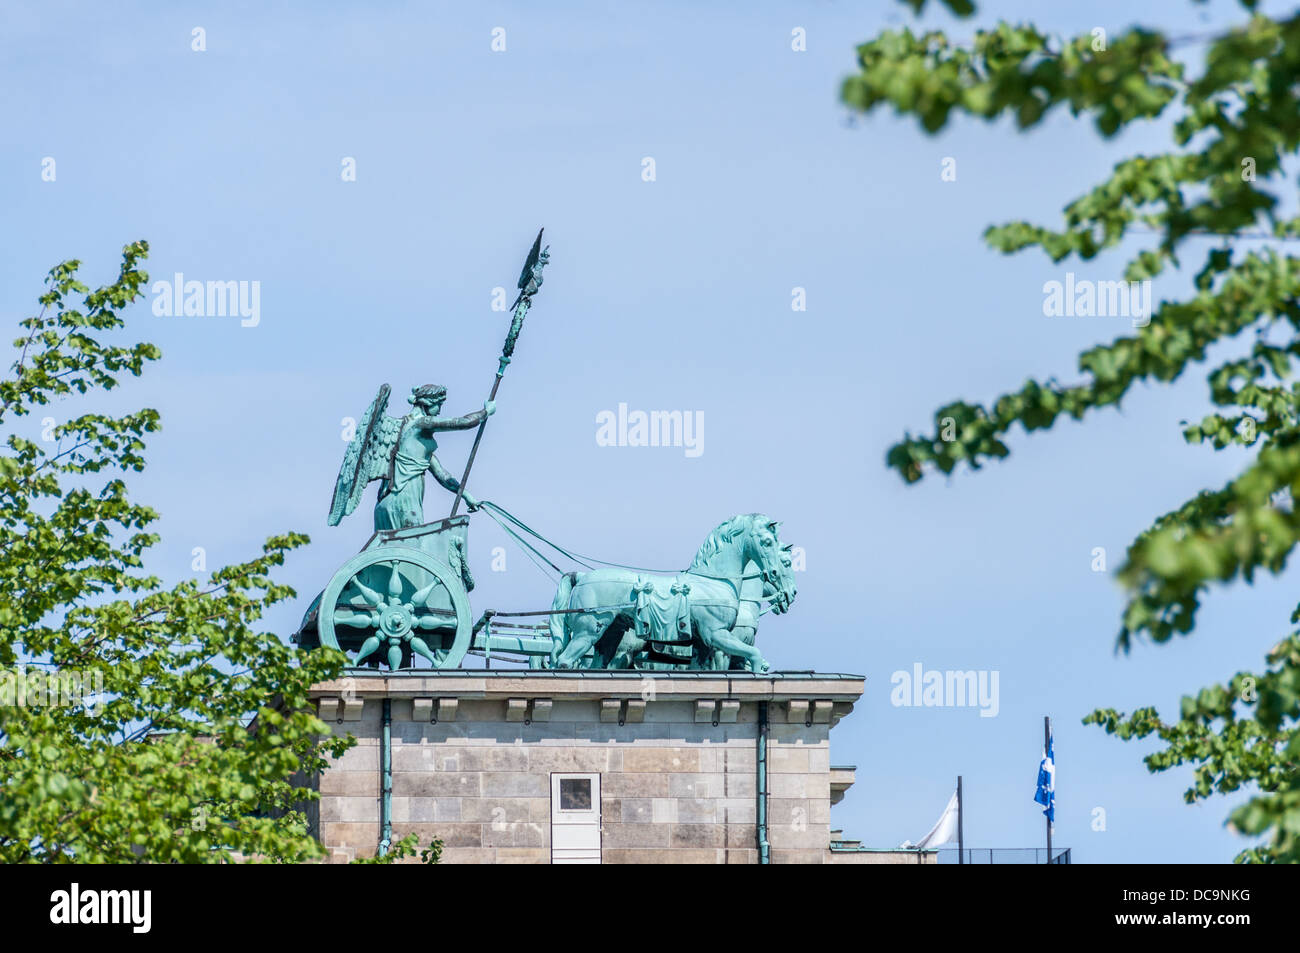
(328, 382, 495, 533)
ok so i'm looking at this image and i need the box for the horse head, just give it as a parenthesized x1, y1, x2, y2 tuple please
(744, 516, 796, 614)
(689, 514, 797, 613)
(765, 543, 797, 614)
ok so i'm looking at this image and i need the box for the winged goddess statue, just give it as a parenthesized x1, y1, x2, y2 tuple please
(328, 383, 495, 532)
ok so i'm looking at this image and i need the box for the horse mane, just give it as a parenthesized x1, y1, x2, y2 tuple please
(689, 514, 765, 570)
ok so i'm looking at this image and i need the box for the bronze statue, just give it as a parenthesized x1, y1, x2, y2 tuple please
(328, 383, 495, 532)
(300, 230, 799, 674)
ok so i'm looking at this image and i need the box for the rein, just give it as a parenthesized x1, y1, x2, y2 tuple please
(481, 501, 788, 607)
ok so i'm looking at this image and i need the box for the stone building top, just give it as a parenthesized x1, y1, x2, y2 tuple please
(311, 669, 864, 700)
(311, 670, 865, 729)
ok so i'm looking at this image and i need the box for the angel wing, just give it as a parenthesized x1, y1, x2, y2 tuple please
(328, 384, 401, 526)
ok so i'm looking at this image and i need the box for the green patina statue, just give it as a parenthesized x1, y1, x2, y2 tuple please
(299, 230, 799, 674)
(328, 383, 495, 532)
(329, 229, 549, 535)
(548, 514, 796, 673)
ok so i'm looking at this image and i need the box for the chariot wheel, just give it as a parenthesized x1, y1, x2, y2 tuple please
(317, 546, 472, 670)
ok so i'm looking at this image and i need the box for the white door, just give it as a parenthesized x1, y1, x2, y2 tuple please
(551, 773, 601, 864)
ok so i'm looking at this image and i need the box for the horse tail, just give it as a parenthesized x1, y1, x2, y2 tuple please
(549, 572, 576, 651)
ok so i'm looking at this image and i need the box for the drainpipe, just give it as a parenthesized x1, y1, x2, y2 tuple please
(757, 700, 770, 865)
(378, 697, 392, 857)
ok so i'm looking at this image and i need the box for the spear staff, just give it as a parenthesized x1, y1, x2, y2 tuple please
(449, 228, 550, 518)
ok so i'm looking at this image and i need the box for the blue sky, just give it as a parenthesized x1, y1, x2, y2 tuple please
(3, 0, 1291, 862)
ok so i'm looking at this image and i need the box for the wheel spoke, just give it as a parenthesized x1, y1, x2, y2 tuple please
(354, 635, 381, 666)
(412, 578, 443, 606)
(334, 609, 377, 628)
(346, 576, 384, 607)
(386, 561, 404, 603)
(409, 636, 440, 666)
(414, 612, 456, 630)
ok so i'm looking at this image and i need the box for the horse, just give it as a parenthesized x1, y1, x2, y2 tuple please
(548, 514, 796, 672)
(605, 541, 796, 671)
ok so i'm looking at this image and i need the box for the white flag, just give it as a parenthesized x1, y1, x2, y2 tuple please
(914, 789, 960, 849)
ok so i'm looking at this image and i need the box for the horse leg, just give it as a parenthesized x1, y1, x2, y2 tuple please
(618, 636, 645, 669)
(548, 573, 576, 666)
(549, 614, 569, 667)
(613, 618, 649, 669)
(728, 625, 757, 672)
(596, 615, 636, 669)
(556, 613, 605, 669)
(700, 625, 769, 674)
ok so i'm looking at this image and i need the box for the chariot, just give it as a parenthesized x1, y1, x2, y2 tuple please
(296, 507, 795, 673)
(296, 233, 794, 672)
(296, 516, 555, 670)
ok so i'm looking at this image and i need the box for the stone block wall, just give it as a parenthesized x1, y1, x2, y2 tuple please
(310, 673, 861, 864)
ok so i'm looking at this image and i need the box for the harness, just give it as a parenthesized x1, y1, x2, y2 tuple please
(479, 501, 783, 613)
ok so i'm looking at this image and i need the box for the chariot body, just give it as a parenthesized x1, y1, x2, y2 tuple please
(295, 516, 556, 670)
(295, 506, 795, 673)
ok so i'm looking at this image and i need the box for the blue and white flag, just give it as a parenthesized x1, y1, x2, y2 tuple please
(1034, 732, 1055, 825)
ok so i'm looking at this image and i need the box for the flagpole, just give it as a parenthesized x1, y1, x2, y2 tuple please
(956, 775, 964, 865)
(1044, 715, 1052, 864)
